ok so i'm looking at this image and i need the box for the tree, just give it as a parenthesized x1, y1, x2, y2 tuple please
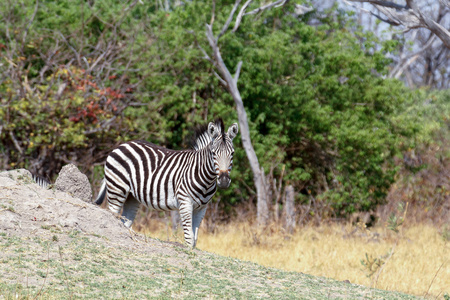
(345, 0, 450, 48)
(0, 0, 164, 179)
(200, 0, 291, 226)
(343, 0, 450, 89)
(0, 0, 417, 224)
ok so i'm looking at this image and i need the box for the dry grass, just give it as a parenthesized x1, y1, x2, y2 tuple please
(142, 221, 449, 299)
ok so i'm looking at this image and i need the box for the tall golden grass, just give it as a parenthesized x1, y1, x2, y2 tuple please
(140, 221, 449, 298)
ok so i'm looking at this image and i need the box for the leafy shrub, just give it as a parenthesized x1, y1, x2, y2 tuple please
(0, 65, 133, 178)
(0, 0, 430, 221)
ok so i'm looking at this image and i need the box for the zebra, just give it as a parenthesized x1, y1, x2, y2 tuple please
(32, 174, 51, 189)
(95, 118, 238, 248)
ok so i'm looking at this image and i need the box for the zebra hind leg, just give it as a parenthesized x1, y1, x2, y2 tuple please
(122, 195, 141, 229)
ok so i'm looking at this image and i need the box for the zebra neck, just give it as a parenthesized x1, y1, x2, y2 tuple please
(194, 147, 217, 187)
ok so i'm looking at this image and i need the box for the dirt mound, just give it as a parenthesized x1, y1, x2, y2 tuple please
(0, 169, 418, 299)
(54, 164, 92, 202)
(0, 169, 187, 257)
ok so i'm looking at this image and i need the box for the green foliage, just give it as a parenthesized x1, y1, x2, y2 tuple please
(360, 252, 385, 279)
(387, 202, 407, 233)
(385, 88, 449, 224)
(392, 88, 450, 148)
(215, 7, 409, 215)
(0, 0, 436, 219)
(0, 66, 133, 177)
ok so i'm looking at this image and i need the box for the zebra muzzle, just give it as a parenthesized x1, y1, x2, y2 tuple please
(217, 172, 231, 189)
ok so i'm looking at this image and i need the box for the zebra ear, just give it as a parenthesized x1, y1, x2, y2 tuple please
(208, 122, 220, 139)
(227, 123, 239, 140)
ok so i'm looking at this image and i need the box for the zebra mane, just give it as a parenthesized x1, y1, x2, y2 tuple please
(190, 118, 225, 151)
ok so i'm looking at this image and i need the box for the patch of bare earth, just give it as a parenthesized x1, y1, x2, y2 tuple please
(0, 170, 192, 282)
(0, 169, 194, 248)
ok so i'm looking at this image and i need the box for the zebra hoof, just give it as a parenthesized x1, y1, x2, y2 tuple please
(122, 218, 133, 229)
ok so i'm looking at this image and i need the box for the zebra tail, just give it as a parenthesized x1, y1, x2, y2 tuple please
(32, 174, 51, 188)
(95, 180, 107, 205)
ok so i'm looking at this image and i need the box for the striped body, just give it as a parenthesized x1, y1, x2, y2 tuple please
(96, 119, 238, 248)
(105, 141, 217, 212)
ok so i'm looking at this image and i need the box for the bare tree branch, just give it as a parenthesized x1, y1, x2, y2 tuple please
(294, 4, 314, 16)
(22, 0, 39, 48)
(346, 0, 407, 10)
(439, 0, 450, 9)
(214, 70, 228, 87)
(343, 0, 405, 25)
(210, 0, 216, 26)
(233, 0, 253, 32)
(9, 131, 23, 155)
(244, 0, 287, 16)
(198, 43, 215, 65)
(389, 35, 437, 78)
(87, 43, 111, 73)
(392, 55, 420, 79)
(58, 32, 82, 66)
(346, 0, 450, 48)
(217, 0, 242, 41)
(234, 61, 242, 84)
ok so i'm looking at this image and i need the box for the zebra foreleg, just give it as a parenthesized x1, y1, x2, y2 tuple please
(192, 206, 207, 248)
(178, 200, 195, 248)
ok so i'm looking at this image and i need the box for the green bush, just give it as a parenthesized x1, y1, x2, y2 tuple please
(0, 66, 134, 177)
(0, 0, 429, 220)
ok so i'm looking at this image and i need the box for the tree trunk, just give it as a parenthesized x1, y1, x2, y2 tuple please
(203, 0, 290, 227)
(283, 185, 296, 234)
(224, 62, 269, 227)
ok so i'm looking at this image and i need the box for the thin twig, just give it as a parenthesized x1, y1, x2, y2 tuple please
(347, 0, 407, 10)
(58, 246, 73, 299)
(22, 0, 39, 48)
(210, 0, 216, 27)
(373, 240, 397, 288)
(213, 70, 228, 87)
(343, 0, 401, 25)
(424, 260, 446, 298)
(244, 0, 287, 16)
(234, 61, 243, 84)
(87, 43, 111, 73)
(389, 35, 437, 78)
(58, 32, 81, 66)
(233, 0, 253, 32)
(199, 44, 215, 65)
(33, 247, 50, 300)
(217, 0, 242, 41)
(9, 131, 23, 155)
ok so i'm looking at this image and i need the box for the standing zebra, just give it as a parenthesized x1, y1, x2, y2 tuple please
(95, 119, 238, 248)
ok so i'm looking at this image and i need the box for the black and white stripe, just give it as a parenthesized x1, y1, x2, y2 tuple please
(95, 119, 238, 248)
(32, 174, 51, 189)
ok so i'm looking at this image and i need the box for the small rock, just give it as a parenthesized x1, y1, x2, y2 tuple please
(54, 164, 92, 202)
(59, 216, 79, 228)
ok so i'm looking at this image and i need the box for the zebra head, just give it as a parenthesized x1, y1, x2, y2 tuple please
(208, 120, 238, 189)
